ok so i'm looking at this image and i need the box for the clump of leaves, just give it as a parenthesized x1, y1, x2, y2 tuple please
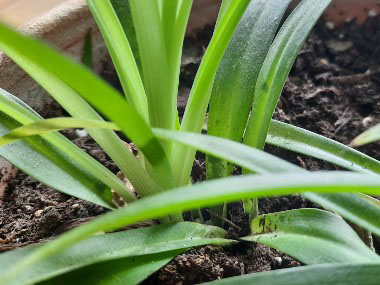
(0, 0, 379, 284)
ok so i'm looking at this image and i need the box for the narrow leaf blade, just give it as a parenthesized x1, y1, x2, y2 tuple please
(268, 120, 380, 174)
(244, 0, 332, 150)
(207, 0, 291, 178)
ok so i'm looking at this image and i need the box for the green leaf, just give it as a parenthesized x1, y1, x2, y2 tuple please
(110, 0, 141, 71)
(0, 222, 233, 285)
(207, 0, 291, 179)
(128, 0, 175, 141)
(351, 122, 380, 147)
(244, 0, 332, 150)
(81, 30, 93, 69)
(206, 263, 380, 285)
(0, 20, 170, 194)
(40, 250, 185, 285)
(242, 209, 380, 264)
(0, 118, 118, 146)
(171, 0, 251, 186)
(268, 120, 380, 174)
(155, 129, 380, 236)
(0, 114, 115, 208)
(302, 192, 380, 238)
(0, 88, 132, 205)
(3, 171, 380, 284)
(86, 0, 149, 120)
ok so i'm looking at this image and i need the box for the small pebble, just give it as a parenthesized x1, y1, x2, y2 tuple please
(368, 10, 377, 17)
(362, 117, 373, 128)
(72, 204, 79, 208)
(24, 205, 33, 211)
(273, 256, 282, 265)
(75, 129, 88, 138)
(34, 209, 43, 217)
(325, 22, 335, 30)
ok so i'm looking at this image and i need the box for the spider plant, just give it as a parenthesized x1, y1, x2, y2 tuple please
(0, 0, 379, 284)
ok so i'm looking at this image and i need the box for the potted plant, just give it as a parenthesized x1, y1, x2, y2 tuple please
(0, 0, 379, 284)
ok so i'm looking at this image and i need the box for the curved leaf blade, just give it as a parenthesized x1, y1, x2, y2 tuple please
(244, 0, 332, 150)
(0, 222, 233, 285)
(206, 263, 380, 285)
(207, 0, 291, 178)
(0, 89, 135, 203)
(242, 209, 380, 264)
(0, 115, 114, 208)
(86, 0, 148, 120)
(3, 171, 380, 284)
(268, 120, 380, 174)
(171, 0, 251, 186)
(351, 123, 380, 147)
(0, 118, 118, 146)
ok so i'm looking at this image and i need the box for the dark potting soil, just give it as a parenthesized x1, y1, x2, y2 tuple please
(0, 15, 378, 284)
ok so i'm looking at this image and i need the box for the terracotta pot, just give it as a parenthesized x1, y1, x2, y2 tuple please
(0, 0, 107, 113)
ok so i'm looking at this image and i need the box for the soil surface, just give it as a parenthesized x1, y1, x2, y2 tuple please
(0, 15, 379, 284)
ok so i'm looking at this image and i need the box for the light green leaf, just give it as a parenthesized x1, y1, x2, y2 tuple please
(0, 20, 169, 194)
(40, 250, 185, 285)
(0, 114, 115, 208)
(242, 209, 380, 264)
(244, 0, 332, 150)
(3, 171, 380, 284)
(206, 263, 380, 285)
(0, 118, 118, 146)
(0, 222, 233, 285)
(268, 120, 380, 174)
(87, 0, 148, 120)
(207, 0, 291, 179)
(128, 0, 175, 141)
(171, 0, 251, 186)
(351, 122, 380, 147)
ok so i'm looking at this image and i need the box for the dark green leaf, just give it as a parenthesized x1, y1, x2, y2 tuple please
(207, 0, 290, 178)
(244, 0, 332, 150)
